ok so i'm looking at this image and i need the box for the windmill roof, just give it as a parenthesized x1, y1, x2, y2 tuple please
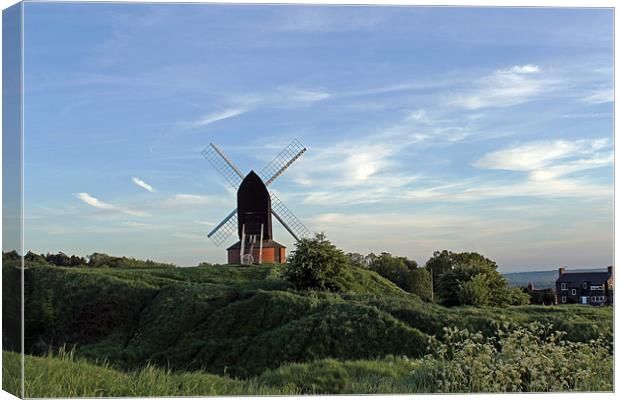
(226, 239, 286, 250)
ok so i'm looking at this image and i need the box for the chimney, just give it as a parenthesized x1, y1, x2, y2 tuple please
(527, 281, 534, 292)
(559, 267, 566, 277)
(608, 265, 613, 275)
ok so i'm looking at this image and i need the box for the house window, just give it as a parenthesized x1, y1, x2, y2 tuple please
(571, 289, 576, 295)
(561, 296, 566, 303)
(561, 283, 567, 290)
(590, 285, 603, 291)
(582, 282, 588, 289)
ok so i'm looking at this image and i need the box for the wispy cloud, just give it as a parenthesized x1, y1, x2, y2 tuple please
(581, 87, 613, 104)
(74, 192, 147, 217)
(474, 138, 610, 175)
(398, 137, 614, 202)
(183, 86, 330, 129)
(448, 64, 558, 110)
(275, 86, 331, 103)
(132, 177, 155, 192)
(189, 107, 248, 128)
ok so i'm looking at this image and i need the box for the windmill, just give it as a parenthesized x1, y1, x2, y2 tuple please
(202, 139, 312, 264)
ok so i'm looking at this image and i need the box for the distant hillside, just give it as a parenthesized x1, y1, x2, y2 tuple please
(503, 268, 608, 289)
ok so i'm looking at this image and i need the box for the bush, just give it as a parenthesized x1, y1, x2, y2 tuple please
(425, 322, 613, 392)
(283, 233, 349, 291)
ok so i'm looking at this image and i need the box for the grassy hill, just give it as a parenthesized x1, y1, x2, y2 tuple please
(3, 260, 613, 396)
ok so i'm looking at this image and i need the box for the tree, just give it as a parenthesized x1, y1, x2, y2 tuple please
(345, 252, 366, 268)
(425, 250, 498, 293)
(369, 253, 412, 289)
(366, 253, 432, 300)
(436, 253, 529, 307)
(425, 250, 455, 293)
(406, 268, 433, 302)
(457, 273, 491, 306)
(25, 251, 48, 266)
(363, 252, 379, 268)
(283, 233, 349, 291)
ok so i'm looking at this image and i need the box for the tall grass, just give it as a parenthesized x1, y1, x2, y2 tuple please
(6, 322, 613, 398)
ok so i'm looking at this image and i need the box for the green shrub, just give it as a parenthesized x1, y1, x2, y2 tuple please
(283, 233, 349, 291)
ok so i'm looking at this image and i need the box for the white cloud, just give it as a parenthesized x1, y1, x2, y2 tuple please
(132, 177, 155, 192)
(404, 176, 611, 203)
(505, 64, 540, 74)
(392, 137, 612, 202)
(474, 138, 609, 172)
(184, 86, 330, 130)
(74, 192, 147, 217)
(581, 87, 613, 104)
(448, 64, 557, 110)
(292, 141, 402, 191)
(190, 107, 247, 128)
(277, 86, 331, 103)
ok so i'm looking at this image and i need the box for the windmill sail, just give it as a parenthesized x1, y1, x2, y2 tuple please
(207, 209, 238, 246)
(259, 139, 306, 186)
(270, 192, 311, 241)
(201, 143, 244, 189)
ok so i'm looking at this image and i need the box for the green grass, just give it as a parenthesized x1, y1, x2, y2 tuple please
(5, 261, 613, 395)
(5, 339, 611, 398)
(7, 350, 435, 397)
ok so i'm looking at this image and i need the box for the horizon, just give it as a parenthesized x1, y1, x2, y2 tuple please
(11, 248, 612, 274)
(19, 4, 613, 272)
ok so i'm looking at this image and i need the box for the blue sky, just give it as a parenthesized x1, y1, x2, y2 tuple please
(22, 4, 613, 271)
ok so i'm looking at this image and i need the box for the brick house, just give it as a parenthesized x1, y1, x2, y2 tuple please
(526, 282, 556, 305)
(555, 266, 613, 305)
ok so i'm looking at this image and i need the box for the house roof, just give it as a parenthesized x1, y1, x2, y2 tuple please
(556, 271, 610, 284)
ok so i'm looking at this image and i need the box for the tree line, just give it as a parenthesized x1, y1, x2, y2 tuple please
(285, 234, 530, 307)
(3, 250, 175, 269)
